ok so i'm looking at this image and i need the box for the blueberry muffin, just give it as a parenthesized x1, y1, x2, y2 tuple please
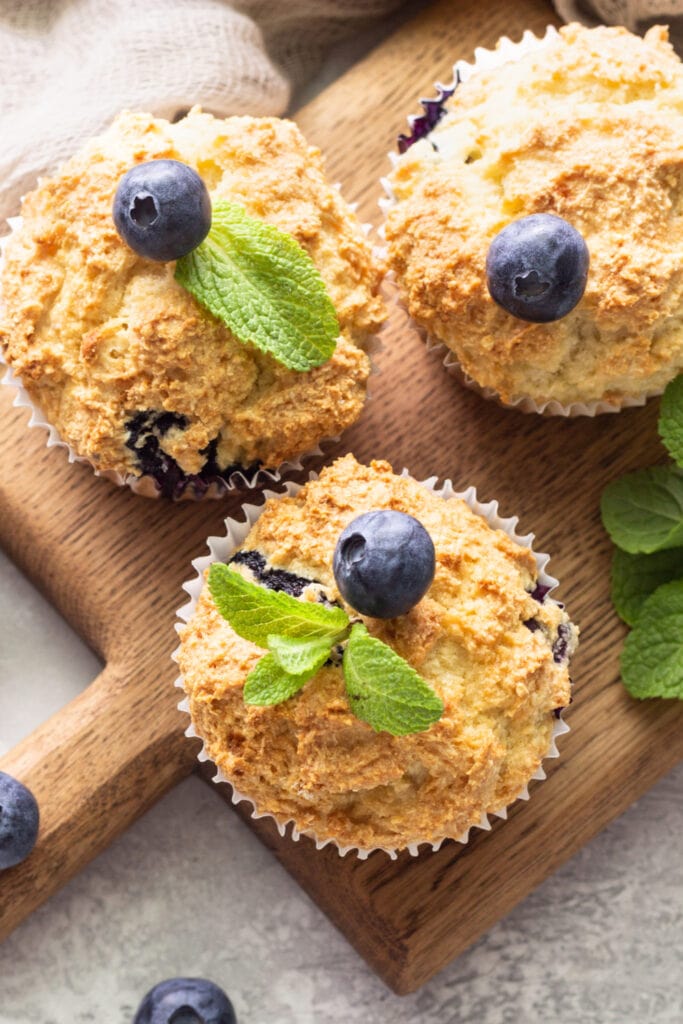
(385, 24, 683, 410)
(177, 454, 576, 852)
(0, 109, 385, 497)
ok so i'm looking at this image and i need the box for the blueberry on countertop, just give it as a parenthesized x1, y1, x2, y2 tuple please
(133, 977, 236, 1024)
(113, 160, 211, 262)
(0, 772, 39, 870)
(333, 510, 435, 619)
(486, 213, 589, 323)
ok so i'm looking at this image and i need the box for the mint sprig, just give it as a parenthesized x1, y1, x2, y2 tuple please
(175, 200, 339, 371)
(620, 580, 683, 699)
(659, 374, 683, 467)
(207, 562, 443, 735)
(208, 563, 348, 647)
(601, 373, 683, 701)
(600, 465, 683, 554)
(268, 634, 336, 676)
(243, 653, 318, 706)
(343, 623, 444, 735)
(611, 547, 683, 626)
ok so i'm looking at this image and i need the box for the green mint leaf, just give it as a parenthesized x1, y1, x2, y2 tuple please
(208, 562, 349, 648)
(600, 465, 683, 553)
(243, 653, 316, 706)
(620, 580, 683, 700)
(268, 634, 336, 675)
(175, 199, 339, 371)
(342, 622, 443, 736)
(658, 375, 683, 468)
(611, 547, 683, 626)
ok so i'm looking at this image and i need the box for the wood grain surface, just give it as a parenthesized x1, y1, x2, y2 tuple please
(1, 0, 682, 995)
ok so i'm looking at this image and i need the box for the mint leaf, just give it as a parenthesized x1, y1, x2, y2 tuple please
(658, 375, 683, 468)
(611, 547, 683, 626)
(208, 563, 349, 648)
(175, 200, 339, 371)
(268, 634, 335, 675)
(243, 653, 316, 706)
(620, 580, 683, 699)
(342, 622, 443, 735)
(600, 465, 683, 553)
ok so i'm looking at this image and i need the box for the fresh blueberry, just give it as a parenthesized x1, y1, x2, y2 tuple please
(113, 160, 211, 262)
(133, 977, 236, 1024)
(486, 213, 589, 323)
(0, 772, 39, 870)
(333, 510, 435, 619)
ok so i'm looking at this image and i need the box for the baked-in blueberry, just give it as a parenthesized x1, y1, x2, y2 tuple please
(125, 410, 189, 498)
(552, 622, 573, 664)
(0, 772, 39, 871)
(486, 213, 589, 323)
(113, 160, 212, 262)
(230, 550, 267, 577)
(124, 411, 260, 499)
(133, 977, 236, 1024)
(529, 582, 551, 604)
(230, 550, 311, 597)
(333, 510, 435, 618)
(230, 549, 345, 612)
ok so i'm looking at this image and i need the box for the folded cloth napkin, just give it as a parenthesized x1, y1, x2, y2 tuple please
(553, 0, 683, 46)
(0, 0, 403, 223)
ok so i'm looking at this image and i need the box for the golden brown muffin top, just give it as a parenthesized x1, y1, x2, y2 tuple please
(0, 110, 385, 486)
(178, 455, 575, 851)
(386, 24, 683, 407)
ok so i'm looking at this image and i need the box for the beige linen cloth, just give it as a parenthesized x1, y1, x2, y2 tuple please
(553, 0, 683, 46)
(0, 0, 404, 222)
(554, 0, 683, 29)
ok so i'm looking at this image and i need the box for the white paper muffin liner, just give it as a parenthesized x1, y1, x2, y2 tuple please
(0, 193, 384, 499)
(379, 26, 664, 417)
(172, 469, 572, 860)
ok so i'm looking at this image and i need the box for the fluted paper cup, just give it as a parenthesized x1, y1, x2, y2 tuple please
(173, 470, 573, 859)
(379, 26, 664, 417)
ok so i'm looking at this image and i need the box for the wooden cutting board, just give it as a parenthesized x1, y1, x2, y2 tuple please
(1, 0, 682, 995)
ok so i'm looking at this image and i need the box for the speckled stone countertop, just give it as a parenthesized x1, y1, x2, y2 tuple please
(1, 17, 683, 1020)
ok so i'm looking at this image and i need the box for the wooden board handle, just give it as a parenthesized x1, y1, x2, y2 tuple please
(0, 659, 196, 940)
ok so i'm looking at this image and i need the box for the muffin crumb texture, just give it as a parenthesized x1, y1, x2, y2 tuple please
(386, 24, 683, 406)
(178, 455, 576, 851)
(0, 110, 385, 485)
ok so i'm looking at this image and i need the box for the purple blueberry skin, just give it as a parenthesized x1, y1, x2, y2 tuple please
(132, 977, 236, 1024)
(113, 159, 211, 262)
(0, 772, 39, 871)
(486, 213, 589, 323)
(333, 510, 435, 619)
